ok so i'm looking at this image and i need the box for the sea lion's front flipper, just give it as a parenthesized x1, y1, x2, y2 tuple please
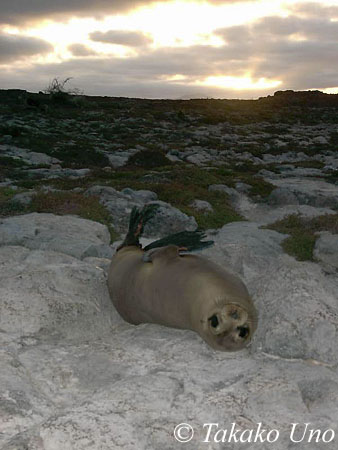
(142, 245, 184, 263)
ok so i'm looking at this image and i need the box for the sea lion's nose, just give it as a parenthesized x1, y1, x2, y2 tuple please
(237, 326, 249, 339)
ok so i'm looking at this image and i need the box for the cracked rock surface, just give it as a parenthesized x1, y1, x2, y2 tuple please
(1, 214, 338, 450)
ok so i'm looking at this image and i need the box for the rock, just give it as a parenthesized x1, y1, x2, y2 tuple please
(106, 152, 130, 168)
(165, 151, 181, 162)
(202, 221, 287, 285)
(9, 191, 35, 206)
(268, 187, 300, 206)
(208, 184, 238, 199)
(121, 188, 158, 202)
(235, 182, 252, 193)
(82, 243, 115, 260)
(240, 201, 336, 225)
(145, 200, 197, 236)
(1, 212, 338, 450)
(185, 151, 212, 166)
(314, 231, 338, 269)
(312, 136, 328, 145)
(257, 169, 277, 178)
(189, 199, 214, 213)
(0, 213, 111, 259)
(0, 245, 120, 340)
(262, 151, 309, 164)
(0, 144, 61, 166)
(85, 185, 197, 236)
(251, 260, 338, 364)
(23, 168, 90, 179)
(266, 177, 338, 209)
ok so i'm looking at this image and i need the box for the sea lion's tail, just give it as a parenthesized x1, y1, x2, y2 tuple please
(117, 203, 214, 252)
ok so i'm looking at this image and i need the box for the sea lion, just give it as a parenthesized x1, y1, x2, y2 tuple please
(108, 205, 257, 351)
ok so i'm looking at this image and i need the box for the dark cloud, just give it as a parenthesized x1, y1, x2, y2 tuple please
(0, 0, 169, 25)
(0, 32, 53, 63)
(0, 0, 261, 25)
(90, 30, 152, 47)
(68, 43, 97, 56)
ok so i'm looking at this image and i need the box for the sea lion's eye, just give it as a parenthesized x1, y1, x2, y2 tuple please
(209, 315, 219, 328)
(237, 326, 249, 338)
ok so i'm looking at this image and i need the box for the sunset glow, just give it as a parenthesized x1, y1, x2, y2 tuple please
(197, 75, 282, 90)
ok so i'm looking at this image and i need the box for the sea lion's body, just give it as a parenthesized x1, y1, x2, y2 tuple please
(108, 244, 257, 351)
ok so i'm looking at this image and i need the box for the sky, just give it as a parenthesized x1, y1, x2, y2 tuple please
(1, 0, 338, 99)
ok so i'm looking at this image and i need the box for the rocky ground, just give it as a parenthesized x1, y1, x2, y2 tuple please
(0, 89, 338, 449)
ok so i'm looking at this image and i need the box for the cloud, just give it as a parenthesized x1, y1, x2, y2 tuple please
(1, 1, 337, 98)
(90, 30, 152, 47)
(68, 43, 97, 56)
(213, 12, 338, 89)
(0, 0, 171, 25)
(287, 2, 338, 19)
(1, 0, 263, 26)
(0, 32, 53, 63)
(0, 56, 273, 99)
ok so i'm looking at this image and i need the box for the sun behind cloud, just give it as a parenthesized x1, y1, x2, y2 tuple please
(1, 0, 338, 97)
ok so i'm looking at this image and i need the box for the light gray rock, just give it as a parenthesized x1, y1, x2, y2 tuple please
(251, 260, 338, 364)
(165, 151, 181, 162)
(208, 184, 238, 199)
(202, 221, 287, 285)
(2, 332, 337, 449)
(121, 188, 158, 202)
(23, 167, 90, 179)
(0, 213, 111, 259)
(106, 152, 130, 168)
(145, 200, 197, 236)
(238, 198, 336, 225)
(266, 177, 338, 209)
(262, 151, 309, 164)
(0, 245, 120, 340)
(189, 199, 214, 213)
(186, 151, 212, 166)
(268, 187, 300, 206)
(314, 231, 338, 269)
(1, 215, 338, 449)
(0, 144, 61, 166)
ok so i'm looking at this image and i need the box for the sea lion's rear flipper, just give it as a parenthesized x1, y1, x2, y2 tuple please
(143, 230, 214, 253)
(117, 204, 160, 251)
(142, 245, 182, 263)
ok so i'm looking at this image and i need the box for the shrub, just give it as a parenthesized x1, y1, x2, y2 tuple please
(44, 77, 83, 104)
(127, 150, 172, 169)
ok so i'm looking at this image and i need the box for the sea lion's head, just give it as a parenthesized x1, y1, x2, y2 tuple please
(201, 301, 258, 351)
(192, 271, 258, 351)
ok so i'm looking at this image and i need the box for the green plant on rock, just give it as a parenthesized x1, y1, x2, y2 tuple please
(264, 213, 338, 261)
